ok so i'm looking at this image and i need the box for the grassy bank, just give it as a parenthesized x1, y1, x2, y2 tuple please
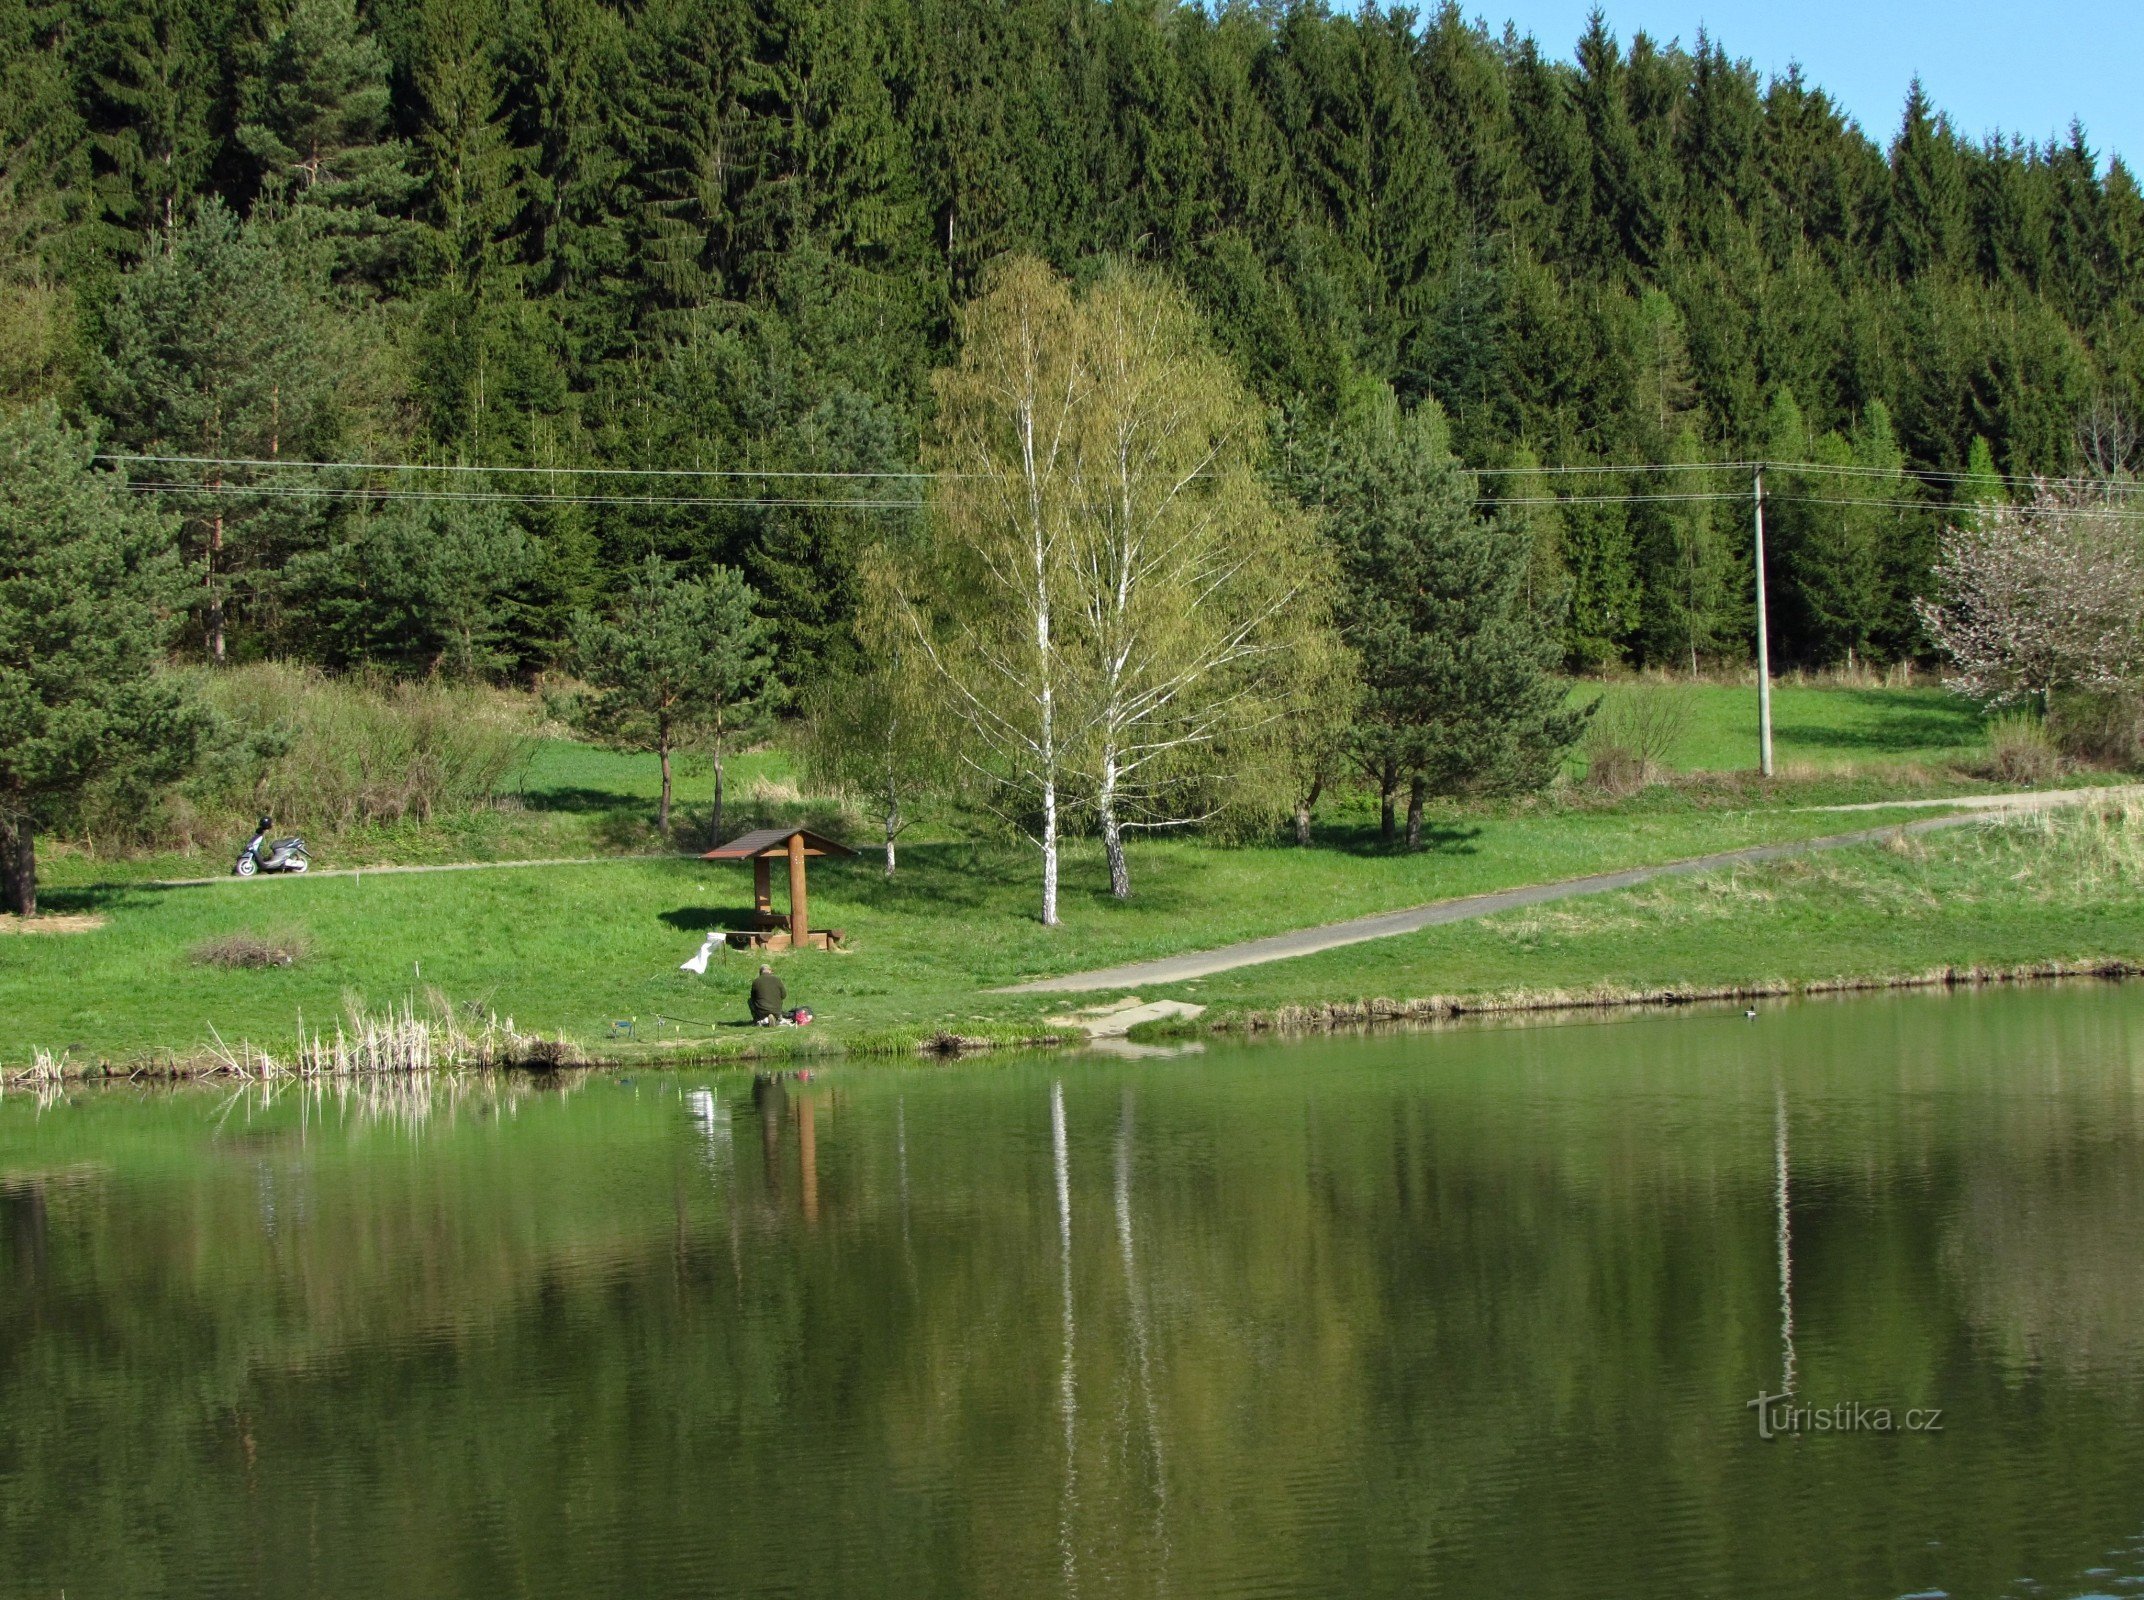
(42, 675, 1996, 887)
(7, 797, 1966, 1068)
(1125, 801, 2144, 1036)
(12, 680, 2140, 1072)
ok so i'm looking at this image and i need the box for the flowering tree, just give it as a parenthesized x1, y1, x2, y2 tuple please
(1914, 486, 2144, 709)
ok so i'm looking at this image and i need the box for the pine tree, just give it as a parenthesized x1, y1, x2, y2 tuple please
(0, 404, 204, 914)
(572, 554, 773, 836)
(89, 197, 338, 660)
(236, 0, 417, 288)
(1297, 393, 1582, 847)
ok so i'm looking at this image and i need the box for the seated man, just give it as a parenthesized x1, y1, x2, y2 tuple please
(749, 963, 787, 1025)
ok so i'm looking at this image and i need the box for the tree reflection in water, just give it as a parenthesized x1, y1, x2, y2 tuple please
(2, 987, 2143, 1598)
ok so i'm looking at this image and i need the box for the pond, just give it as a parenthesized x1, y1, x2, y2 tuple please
(4, 986, 2143, 1599)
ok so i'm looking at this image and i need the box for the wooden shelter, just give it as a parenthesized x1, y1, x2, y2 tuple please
(702, 827, 854, 951)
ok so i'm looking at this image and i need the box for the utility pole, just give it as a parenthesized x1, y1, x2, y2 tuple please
(1753, 464, 1774, 777)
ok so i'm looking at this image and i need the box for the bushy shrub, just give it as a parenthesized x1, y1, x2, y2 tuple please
(1582, 684, 1691, 795)
(2048, 692, 2144, 770)
(81, 662, 533, 848)
(1977, 712, 2063, 786)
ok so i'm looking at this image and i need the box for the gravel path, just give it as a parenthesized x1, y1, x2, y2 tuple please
(113, 853, 678, 891)
(996, 807, 2050, 995)
(1804, 783, 2143, 813)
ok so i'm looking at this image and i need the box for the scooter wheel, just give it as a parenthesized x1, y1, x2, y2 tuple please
(286, 859, 309, 873)
(235, 857, 258, 877)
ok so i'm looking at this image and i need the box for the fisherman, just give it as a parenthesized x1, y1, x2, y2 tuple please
(749, 963, 787, 1025)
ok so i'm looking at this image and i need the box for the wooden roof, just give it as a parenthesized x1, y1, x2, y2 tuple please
(702, 827, 855, 861)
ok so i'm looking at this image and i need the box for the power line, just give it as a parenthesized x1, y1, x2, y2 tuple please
(1468, 459, 1742, 476)
(1775, 490, 2144, 517)
(102, 448, 2142, 501)
(96, 452, 940, 481)
(1763, 459, 2135, 494)
(105, 457, 2141, 517)
(132, 476, 1771, 514)
(121, 481, 924, 511)
(1475, 491, 1748, 506)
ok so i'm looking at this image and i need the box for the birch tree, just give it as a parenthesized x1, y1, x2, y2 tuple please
(903, 256, 1086, 925)
(907, 258, 1340, 916)
(799, 561, 951, 878)
(1065, 265, 1331, 896)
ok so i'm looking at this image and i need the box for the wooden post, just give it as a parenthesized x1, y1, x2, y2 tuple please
(753, 857, 772, 917)
(787, 831, 809, 951)
(1754, 465, 1775, 778)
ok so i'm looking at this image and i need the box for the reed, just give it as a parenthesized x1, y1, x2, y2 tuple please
(183, 993, 584, 1080)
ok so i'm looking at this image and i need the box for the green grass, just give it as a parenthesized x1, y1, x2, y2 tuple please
(36, 682, 1996, 892)
(1572, 678, 1989, 774)
(38, 740, 805, 888)
(510, 737, 796, 807)
(7, 797, 1952, 1066)
(12, 684, 2134, 1069)
(1130, 802, 2144, 1028)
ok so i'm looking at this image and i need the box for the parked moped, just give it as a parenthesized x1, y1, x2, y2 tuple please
(234, 818, 311, 877)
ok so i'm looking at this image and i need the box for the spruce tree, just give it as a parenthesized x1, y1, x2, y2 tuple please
(1637, 423, 1744, 673)
(77, 0, 220, 256)
(1889, 79, 1969, 278)
(409, 0, 531, 453)
(0, 0, 87, 400)
(1561, 491, 1640, 670)
(278, 501, 534, 678)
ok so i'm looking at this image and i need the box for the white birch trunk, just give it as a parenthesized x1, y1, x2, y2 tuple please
(1040, 773, 1059, 927)
(882, 741, 900, 879)
(1099, 748, 1128, 899)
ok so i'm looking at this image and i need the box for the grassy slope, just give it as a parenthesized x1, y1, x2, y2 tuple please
(1575, 679, 1989, 773)
(9, 800, 1941, 1064)
(1136, 808, 2144, 1026)
(13, 683, 2135, 1067)
(37, 741, 802, 887)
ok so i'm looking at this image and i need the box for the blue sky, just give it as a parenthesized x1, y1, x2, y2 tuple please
(1482, 1, 2141, 168)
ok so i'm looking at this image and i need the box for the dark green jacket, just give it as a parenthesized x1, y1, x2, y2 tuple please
(750, 972, 786, 1020)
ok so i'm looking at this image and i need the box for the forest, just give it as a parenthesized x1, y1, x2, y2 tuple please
(3, 0, 2139, 693)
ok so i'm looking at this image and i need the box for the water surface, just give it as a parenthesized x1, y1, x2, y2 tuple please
(4, 986, 2144, 1598)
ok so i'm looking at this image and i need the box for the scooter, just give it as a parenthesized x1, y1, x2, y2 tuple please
(234, 817, 311, 877)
